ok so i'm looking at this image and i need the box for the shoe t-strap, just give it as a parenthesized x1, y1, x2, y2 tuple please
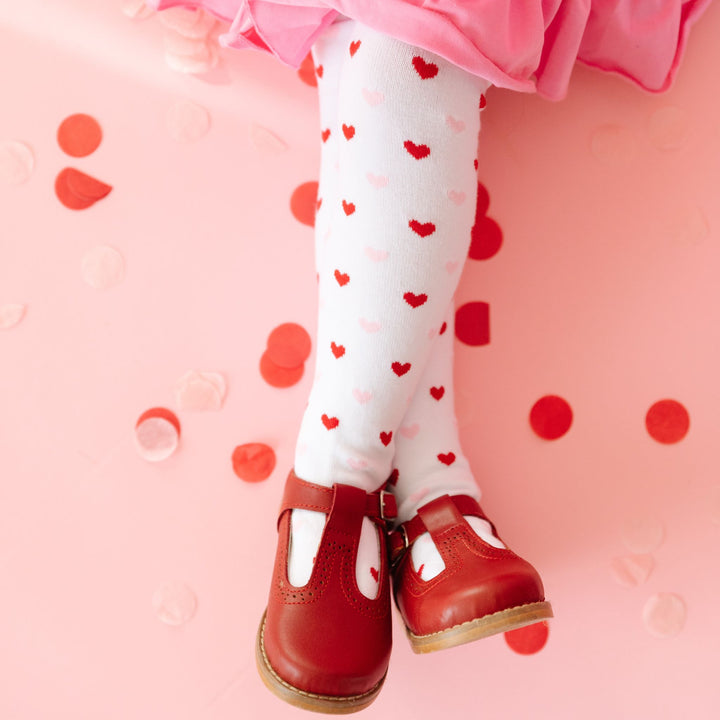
(279, 469, 397, 528)
(389, 494, 485, 567)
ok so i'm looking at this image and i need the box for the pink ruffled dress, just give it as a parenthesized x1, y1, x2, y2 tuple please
(146, 0, 711, 100)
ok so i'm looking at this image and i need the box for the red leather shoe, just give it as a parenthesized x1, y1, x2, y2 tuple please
(255, 469, 397, 713)
(389, 494, 553, 654)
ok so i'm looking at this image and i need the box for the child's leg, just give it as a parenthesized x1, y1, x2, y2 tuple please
(392, 301, 507, 581)
(289, 20, 490, 595)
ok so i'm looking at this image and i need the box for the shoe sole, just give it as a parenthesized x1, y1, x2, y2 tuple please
(406, 601, 554, 654)
(255, 609, 386, 714)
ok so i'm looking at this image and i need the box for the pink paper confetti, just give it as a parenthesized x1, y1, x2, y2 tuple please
(121, 0, 154, 19)
(0, 303, 26, 329)
(249, 124, 288, 154)
(621, 516, 664, 554)
(166, 99, 210, 142)
(152, 582, 197, 625)
(642, 593, 686, 638)
(81, 246, 125, 289)
(163, 31, 210, 57)
(0, 140, 34, 185)
(134, 408, 181, 462)
(157, 7, 216, 38)
(611, 554, 654, 587)
(174, 370, 226, 410)
(165, 44, 218, 74)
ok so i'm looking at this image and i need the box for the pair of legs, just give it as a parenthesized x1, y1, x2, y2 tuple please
(288, 18, 505, 597)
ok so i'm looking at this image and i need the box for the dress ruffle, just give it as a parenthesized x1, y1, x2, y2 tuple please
(145, 0, 711, 100)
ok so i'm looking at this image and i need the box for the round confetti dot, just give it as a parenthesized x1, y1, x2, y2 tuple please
(260, 350, 305, 388)
(0, 303, 27, 330)
(232, 443, 276, 482)
(152, 582, 197, 625)
(175, 370, 226, 410)
(645, 399, 689, 444)
(590, 124, 637, 165)
(163, 32, 209, 57)
(166, 99, 210, 143)
(165, 44, 218, 74)
(504, 621, 549, 655)
(611, 554, 654, 587)
(134, 407, 181, 462)
(642, 593, 686, 638)
(475, 181, 490, 216)
(266, 323, 312, 369)
(290, 181, 319, 227)
(81, 245, 125, 289)
(455, 301, 490, 346)
(469, 215, 503, 260)
(620, 516, 664, 554)
(57, 114, 102, 157)
(55, 168, 112, 210)
(648, 106, 689, 151)
(0, 140, 34, 185)
(297, 51, 318, 87)
(529, 395, 573, 440)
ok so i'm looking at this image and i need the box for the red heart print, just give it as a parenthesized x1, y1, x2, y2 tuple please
(404, 140, 430, 160)
(370, 567, 379, 582)
(409, 219, 436, 237)
(342, 124, 355, 140)
(479, 94, 487, 109)
(321, 128, 331, 142)
(474, 158, 479, 171)
(412, 56, 438, 79)
(380, 431, 392, 447)
(388, 468, 399, 486)
(331, 341, 345, 358)
(315, 64, 324, 78)
(439, 321, 447, 335)
(392, 362, 411, 377)
(438, 452, 456, 465)
(334, 269, 350, 286)
(430, 386, 445, 400)
(403, 292, 428, 308)
(342, 200, 356, 216)
(322, 414, 339, 430)
(349, 40, 361, 57)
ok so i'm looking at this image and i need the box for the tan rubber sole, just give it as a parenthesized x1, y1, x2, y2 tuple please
(255, 609, 386, 714)
(407, 601, 554, 654)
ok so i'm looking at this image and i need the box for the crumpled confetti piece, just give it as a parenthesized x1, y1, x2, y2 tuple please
(55, 167, 112, 210)
(0, 140, 35, 185)
(174, 370, 226, 410)
(81, 246, 125, 289)
(157, 7, 215, 37)
(134, 407, 181, 462)
(250, 124, 288, 154)
(152, 582, 197, 625)
(121, 0, 155, 19)
(0, 303, 27, 329)
(165, 44, 219, 74)
(232, 443, 276, 482)
(611, 554, 654, 587)
(166, 100, 210, 143)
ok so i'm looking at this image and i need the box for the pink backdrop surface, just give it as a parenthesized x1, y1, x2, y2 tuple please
(2, 2, 719, 718)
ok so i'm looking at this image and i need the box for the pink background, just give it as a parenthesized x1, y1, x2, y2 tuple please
(2, 1, 720, 718)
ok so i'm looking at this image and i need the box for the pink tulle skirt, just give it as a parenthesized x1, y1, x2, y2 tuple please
(146, 0, 711, 100)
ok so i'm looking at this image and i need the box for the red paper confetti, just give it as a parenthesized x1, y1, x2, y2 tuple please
(297, 52, 318, 87)
(291, 181, 319, 227)
(55, 167, 112, 210)
(529, 395, 573, 440)
(469, 215, 503, 260)
(134, 407, 181, 462)
(645, 399, 690, 444)
(57, 113, 102, 157)
(455, 301, 490, 346)
(266, 323, 312, 369)
(260, 350, 304, 388)
(504, 621, 549, 654)
(232, 443, 276, 482)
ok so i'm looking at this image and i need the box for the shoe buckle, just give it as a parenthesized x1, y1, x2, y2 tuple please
(379, 489, 397, 523)
(390, 524, 409, 571)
